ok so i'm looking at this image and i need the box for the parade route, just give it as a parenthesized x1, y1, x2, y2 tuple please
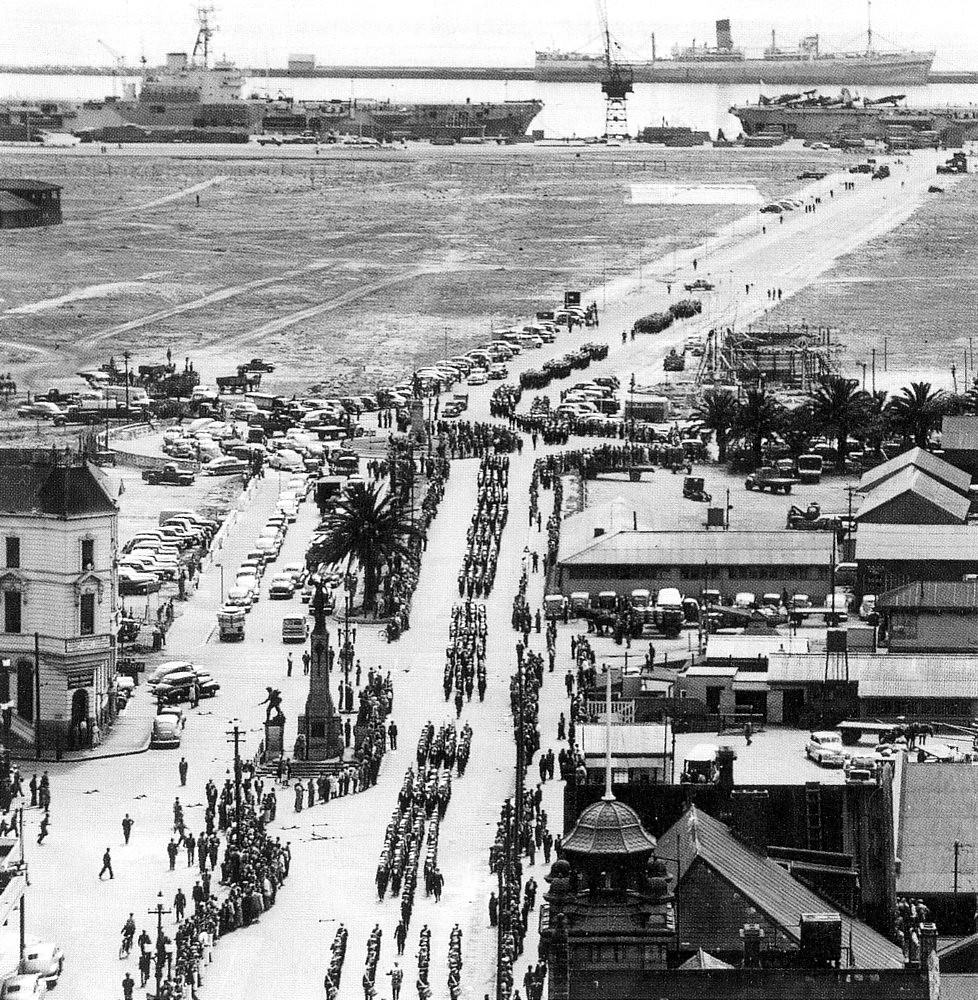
(16, 150, 953, 999)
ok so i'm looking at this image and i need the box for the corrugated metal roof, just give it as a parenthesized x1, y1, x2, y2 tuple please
(767, 652, 978, 698)
(561, 530, 834, 566)
(666, 806, 905, 968)
(856, 467, 969, 523)
(859, 446, 971, 495)
(856, 523, 978, 562)
(941, 415, 978, 452)
(0, 191, 36, 213)
(898, 765, 978, 894)
(0, 178, 61, 192)
(558, 496, 655, 565)
(878, 580, 978, 610)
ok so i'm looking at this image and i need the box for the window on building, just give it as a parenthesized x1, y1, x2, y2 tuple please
(4, 591, 22, 634)
(81, 538, 95, 571)
(4, 537, 19, 569)
(80, 592, 96, 636)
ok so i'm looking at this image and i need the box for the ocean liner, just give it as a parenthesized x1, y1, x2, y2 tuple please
(535, 17, 934, 86)
(0, 12, 543, 143)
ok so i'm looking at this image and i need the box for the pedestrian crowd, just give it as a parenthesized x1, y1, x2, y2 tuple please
(323, 924, 349, 1000)
(435, 421, 522, 459)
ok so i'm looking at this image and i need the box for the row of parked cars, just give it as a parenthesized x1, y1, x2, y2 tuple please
(148, 660, 221, 748)
(119, 511, 219, 596)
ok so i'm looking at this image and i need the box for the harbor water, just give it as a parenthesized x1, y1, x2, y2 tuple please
(2, 72, 978, 139)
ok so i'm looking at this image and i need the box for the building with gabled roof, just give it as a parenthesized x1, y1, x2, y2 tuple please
(856, 523, 978, 596)
(878, 580, 978, 652)
(663, 806, 905, 968)
(940, 416, 978, 478)
(859, 446, 971, 497)
(855, 467, 970, 525)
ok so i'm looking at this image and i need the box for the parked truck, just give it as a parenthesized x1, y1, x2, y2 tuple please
(745, 466, 797, 494)
(142, 463, 196, 486)
(217, 607, 246, 641)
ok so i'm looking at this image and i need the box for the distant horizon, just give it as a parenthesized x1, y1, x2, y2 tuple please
(1, 0, 977, 71)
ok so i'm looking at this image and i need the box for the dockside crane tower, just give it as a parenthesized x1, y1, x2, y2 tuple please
(596, 0, 633, 140)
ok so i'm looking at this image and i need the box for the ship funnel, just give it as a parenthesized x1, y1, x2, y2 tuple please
(716, 19, 734, 51)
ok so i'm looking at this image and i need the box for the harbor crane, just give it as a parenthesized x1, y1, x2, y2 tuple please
(97, 39, 125, 96)
(595, 0, 633, 140)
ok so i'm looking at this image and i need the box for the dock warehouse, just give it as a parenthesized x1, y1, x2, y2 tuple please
(0, 178, 62, 228)
(556, 529, 835, 602)
(856, 523, 978, 596)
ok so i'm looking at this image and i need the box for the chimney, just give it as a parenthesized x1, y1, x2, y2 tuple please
(919, 922, 938, 970)
(729, 788, 769, 849)
(740, 924, 764, 967)
(800, 913, 842, 968)
(716, 745, 737, 793)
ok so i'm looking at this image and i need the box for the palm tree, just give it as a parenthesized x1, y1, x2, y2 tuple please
(808, 375, 870, 467)
(864, 389, 890, 458)
(732, 386, 783, 467)
(692, 389, 739, 463)
(781, 403, 816, 459)
(306, 482, 419, 613)
(887, 382, 946, 448)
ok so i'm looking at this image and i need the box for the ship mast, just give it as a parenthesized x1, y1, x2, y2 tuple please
(866, 0, 873, 54)
(192, 6, 217, 67)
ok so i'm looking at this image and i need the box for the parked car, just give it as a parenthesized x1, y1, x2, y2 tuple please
(1, 974, 43, 999)
(19, 942, 64, 988)
(147, 660, 195, 687)
(268, 574, 296, 599)
(202, 456, 249, 476)
(17, 401, 66, 424)
(806, 731, 846, 767)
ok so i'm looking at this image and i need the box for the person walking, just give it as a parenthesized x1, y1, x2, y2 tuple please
(388, 720, 398, 750)
(488, 891, 499, 927)
(167, 839, 179, 871)
(99, 847, 114, 880)
(388, 964, 404, 1000)
(122, 972, 135, 1000)
(287, 653, 294, 677)
(36, 811, 49, 845)
(121, 813, 134, 844)
(174, 887, 186, 922)
(178, 757, 188, 787)
(28, 773, 37, 808)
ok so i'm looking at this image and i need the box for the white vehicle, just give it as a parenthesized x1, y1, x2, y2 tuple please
(859, 594, 877, 620)
(1, 974, 43, 999)
(467, 370, 488, 386)
(806, 731, 846, 767)
(202, 456, 249, 476)
(147, 660, 196, 687)
(19, 941, 64, 988)
(225, 586, 255, 611)
(733, 592, 756, 609)
(234, 574, 260, 598)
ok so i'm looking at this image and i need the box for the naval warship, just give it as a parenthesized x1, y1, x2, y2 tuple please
(730, 89, 978, 144)
(0, 11, 543, 143)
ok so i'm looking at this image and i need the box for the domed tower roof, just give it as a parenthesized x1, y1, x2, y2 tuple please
(562, 797, 657, 856)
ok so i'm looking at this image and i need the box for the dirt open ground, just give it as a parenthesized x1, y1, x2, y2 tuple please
(765, 169, 978, 393)
(0, 142, 845, 397)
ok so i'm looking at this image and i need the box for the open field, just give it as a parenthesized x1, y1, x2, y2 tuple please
(764, 170, 978, 393)
(0, 142, 844, 397)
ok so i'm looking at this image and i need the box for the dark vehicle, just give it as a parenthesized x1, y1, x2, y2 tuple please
(796, 453, 823, 484)
(142, 463, 196, 486)
(684, 278, 715, 292)
(760, 203, 783, 213)
(872, 164, 891, 180)
(663, 349, 686, 372)
(787, 502, 842, 532)
(849, 163, 873, 174)
(797, 170, 828, 179)
(242, 358, 276, 373)
(745, 466, 795, 494)
(683, 476, 712, 502)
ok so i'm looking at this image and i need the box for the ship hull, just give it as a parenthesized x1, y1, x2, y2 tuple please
(535, 53, 933, 85)
(731, 104, 978, 142)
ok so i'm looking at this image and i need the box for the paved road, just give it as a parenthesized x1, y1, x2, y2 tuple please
(21, 152, 950, 999)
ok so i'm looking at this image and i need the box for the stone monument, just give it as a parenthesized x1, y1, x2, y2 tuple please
(294, 581, 344, 761)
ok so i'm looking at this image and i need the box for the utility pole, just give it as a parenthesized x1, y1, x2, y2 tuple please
(33, 633, 41, 758)
(149, 891, 172, 996)
(870, 348, 876, 394)
(225, 719, 243, 830)
(122, 350, 132, 416)
(953, 841, 960, 896)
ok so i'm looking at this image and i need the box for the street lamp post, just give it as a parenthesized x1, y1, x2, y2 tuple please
(216, 563, 224, 603)
(225, 719, 243, 830)
(149, 891, 172, 997)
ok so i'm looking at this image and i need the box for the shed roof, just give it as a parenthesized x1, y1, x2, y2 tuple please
(0, 178, 61, 192)
(898, 765, 978, 894)
(665, 806, 904, 968)
(877, 580, 978, 611)
(855, 467, 969, 523)
(0, 192, 39, 214)
(856, 523, 978, 562)
(705, 635, 810, 661)
(859, 446, 971, 495)
(766, 652, 978, 698)
(941, 415, 978, 452)
(560, 529, 834, 567)
(558, 495, 655, 565)
(0, 459, 116, 518)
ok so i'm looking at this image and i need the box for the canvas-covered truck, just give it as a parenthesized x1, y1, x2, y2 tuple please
(217, 607, 246, 642)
